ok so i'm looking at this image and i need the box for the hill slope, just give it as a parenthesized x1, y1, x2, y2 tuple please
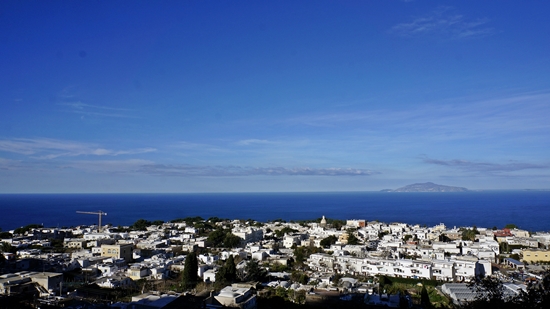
(381, 182, 469, 192)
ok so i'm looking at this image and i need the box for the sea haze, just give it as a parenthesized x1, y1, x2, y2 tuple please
(1, 191, 549, 232)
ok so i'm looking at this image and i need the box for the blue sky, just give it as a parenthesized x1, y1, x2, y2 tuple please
(1, 1, 549, 193)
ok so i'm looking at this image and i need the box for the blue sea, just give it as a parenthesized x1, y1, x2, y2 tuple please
(1, 191, 550, 232)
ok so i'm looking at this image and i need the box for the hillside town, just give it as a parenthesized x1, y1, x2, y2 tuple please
(1, 216, 549, 308)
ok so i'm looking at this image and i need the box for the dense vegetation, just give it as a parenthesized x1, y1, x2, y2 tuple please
(460, 272, 550, 309)
(181, 252, 199, 289)
(207, 228, 242, 248)
(130, 219, 164, 230)
(13, 224, 43, 235)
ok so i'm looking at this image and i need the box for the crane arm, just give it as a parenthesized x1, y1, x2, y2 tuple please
(76, 211, 107, 232)
(76, 211, 107, 215)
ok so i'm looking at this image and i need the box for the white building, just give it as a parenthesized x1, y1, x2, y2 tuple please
(232, 227, 263, 245)
(212, 286, 257, 309)
(283, 235, 301, 249)
(431, 259, 455, 281)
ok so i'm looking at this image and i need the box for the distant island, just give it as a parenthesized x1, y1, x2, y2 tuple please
(381, 182, 469, 192)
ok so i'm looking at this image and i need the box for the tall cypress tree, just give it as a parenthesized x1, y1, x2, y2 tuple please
(225, 255, 237, 282)
(182, 252, 198, 290)
(216, 255, 237, 284)
(421, 286, 431, 308)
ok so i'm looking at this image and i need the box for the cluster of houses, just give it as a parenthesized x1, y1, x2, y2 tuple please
(1, 217, 550, 308)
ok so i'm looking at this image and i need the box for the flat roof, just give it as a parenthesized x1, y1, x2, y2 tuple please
(504, 258, 524, 265)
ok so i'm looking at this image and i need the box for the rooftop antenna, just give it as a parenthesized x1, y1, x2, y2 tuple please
(76, 210, 107, 232)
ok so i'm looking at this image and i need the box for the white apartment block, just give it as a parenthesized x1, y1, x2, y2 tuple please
(431, 259, 455, 281)
(307, 253, 485, 282)
(232, 227, 263, 244)
(283, 235, 302, 249)
(452, 256, 479, 282)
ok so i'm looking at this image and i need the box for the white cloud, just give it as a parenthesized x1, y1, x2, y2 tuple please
(0, 157, 20, 170)
(58, 101, 132, 111)
(0, 138, 156, 159)
(170, 141, 231, 154)
(423, 158, 549, 173)
(56, 86, 138, 118)
(286, 92, 550, 142)
(138, 164, 379, 177)
(58, 101, 139, 118)
(63, 159, 155, 173)
(66, 109, 141, 119)
(236, 139, 274, 146)
(389, 7, 494, 39)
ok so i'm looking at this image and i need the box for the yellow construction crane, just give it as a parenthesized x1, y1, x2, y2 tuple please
(76, 210, 107, 232)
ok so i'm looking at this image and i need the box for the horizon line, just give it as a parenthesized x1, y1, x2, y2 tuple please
(1, 188, 549, 195)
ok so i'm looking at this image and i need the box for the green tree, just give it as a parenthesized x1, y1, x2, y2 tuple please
(378, 231, 389, 239)
(461, 227, 479, 241)
(378, 275, 390, 291)
(207, 217, 225, 223)
(347, 230, 360, 245)
(332, 273, 342, 287)
(421, 286, 432, 308)
(14, 224, 43, 235)
(171, 216, 204, 225)
(216, 255, 237, 284)
(457, 270, 550, 309)
(511, 270, 550, 309)
(293, 245, 321, 266)
(275, 286, 288, 299)
(293, 246, 306, 265)
(131, 219, 151, 230)
(223, 233, 242, 248)
(182, 252, 199, 290)
(291, 271, 309, 284)
(0, 241, 16, 254)
(462, 276, 509, 309)
(240, 259, 266, 282)
(500, 242, 510, 254)
(207, 229, 227, 247)
(275, 227, 298, 238)
(320, 235, 338, 248)
(323, 218, 346, 230)
(291, 289, 307, 304)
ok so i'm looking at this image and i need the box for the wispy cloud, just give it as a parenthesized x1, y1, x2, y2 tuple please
(138, 164, 379, 177)
(170, 141, 231, 154)
(0, 157, 157, 174)
(285, 92, 550, 142)
(0, 157, 20, 170)
(58, 101, 132, 112)
(59, 102, 140, 119)
(56, 86, 138, 118)
(389, 7, 494, 39)
(61, 159, 155, 174)
(423, 157, 549, 173)
(236, 139, 275, 146)
(0, 138, 156, 159)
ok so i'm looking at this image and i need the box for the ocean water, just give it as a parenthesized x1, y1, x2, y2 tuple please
(1, 191, 549, 232)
